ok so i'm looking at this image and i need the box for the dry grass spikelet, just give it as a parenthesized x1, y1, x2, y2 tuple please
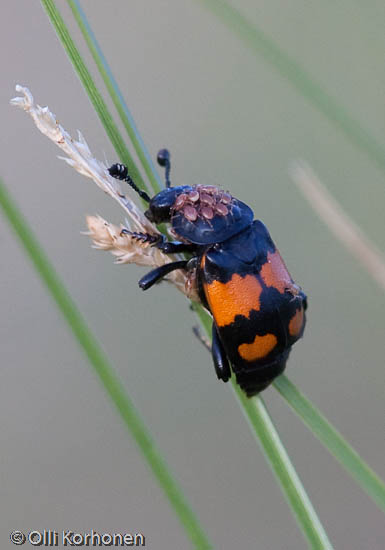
(11, 85, 199, 301)
(85, 215, 198, 299)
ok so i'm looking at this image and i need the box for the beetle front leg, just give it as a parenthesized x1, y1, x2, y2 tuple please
(153, 238, 198, 255)
(121, 229, 198, 255)
(120, 229, 162, 246)
(212, 325, 231, 382)
(138, 260, 188, 290)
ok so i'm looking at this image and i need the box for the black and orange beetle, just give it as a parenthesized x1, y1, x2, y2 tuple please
(109, 149, 307, 396)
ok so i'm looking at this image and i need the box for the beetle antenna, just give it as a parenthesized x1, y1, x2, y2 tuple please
(157, 149, 172, 188)
(108, 164, 151, 203)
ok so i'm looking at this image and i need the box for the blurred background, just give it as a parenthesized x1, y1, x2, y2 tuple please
(1, 1, 384, 548)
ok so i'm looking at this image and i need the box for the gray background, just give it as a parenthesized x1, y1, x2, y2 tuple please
(1, 1, 384, 549)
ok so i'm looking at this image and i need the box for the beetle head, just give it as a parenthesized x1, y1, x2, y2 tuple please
(145, 187, 191, 224)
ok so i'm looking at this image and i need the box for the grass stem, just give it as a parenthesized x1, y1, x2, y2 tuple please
(67, 0, 162, 194)
(0, 179, 212, 550)
(40, 0, 150, 202)
(274, 375, 385, 513)
(234, 384, 333, 549)
(197, 0, 385, 173)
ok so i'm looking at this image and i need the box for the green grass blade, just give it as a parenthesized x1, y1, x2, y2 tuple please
(67, 0, 162, 194)
(274, 375, 385, 513)
(38, 3, 335, 544)
(197, 0, 385, 173)
(234, 384, 333, 549)
(0, 179, 212, 550)
(40, 0, 150, 199)
(191, 305, 332, 547)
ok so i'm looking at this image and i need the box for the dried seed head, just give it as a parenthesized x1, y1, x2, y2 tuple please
(10, 85, 154, 235)
(185, 269, 200, 302)
(11, 85, 202, 300)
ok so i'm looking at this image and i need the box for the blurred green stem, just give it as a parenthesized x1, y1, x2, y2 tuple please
(0, 179, 212, 550)
(32, 1, 385, 547)
(190, 306, 332, 547)
(274, 375, 385, 513)
(40, 0, 149, 203)
(234, 384, 333, 549)
(67, 0, 162, 194)
(197, 0, 385, 173)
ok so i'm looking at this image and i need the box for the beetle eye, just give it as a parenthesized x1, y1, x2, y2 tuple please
(144, 209, 155, 222)
(145, 188, 178, 223)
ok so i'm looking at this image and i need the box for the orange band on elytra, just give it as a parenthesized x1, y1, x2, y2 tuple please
(238, 333, 277, 362)
(289, 308, 304, 337)
(260, 251, 292, 294)
(204, 273, 262, 327)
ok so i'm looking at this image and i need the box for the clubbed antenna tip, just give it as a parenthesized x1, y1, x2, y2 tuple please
(157, 149, 172, 188)
(108, 163, 151, 203)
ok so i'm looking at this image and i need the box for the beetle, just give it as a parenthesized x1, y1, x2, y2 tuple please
(108, 149, 307, 396)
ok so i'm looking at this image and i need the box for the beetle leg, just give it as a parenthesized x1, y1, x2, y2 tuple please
(192, 325, 212, 352)
(154, 239, 198, 254)
(138, 260, 188, 290)
(121, 229, 197, 254)
(120, 229, 162, 245)
(212, 325, 231, 382)
(192, 324, 230, 382)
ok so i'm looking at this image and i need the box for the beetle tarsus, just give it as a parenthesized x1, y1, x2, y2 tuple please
(120, 229, 162, 245)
